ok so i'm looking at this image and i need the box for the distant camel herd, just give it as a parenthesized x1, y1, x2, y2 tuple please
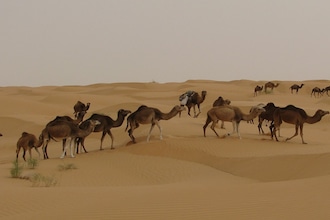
(254, 81, 330, 97)
(9, 83, 330, 161)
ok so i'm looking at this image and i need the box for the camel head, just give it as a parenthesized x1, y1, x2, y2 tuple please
(201, 91, 207, 98)
(316, 109, 329, 117)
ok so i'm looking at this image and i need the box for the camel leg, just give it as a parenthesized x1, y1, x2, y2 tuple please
(147, 123, 156, 142)
(195, 104, 201, 118)
(286, 124, 299, 142)
(60, 138, 73, 159)
(107, 130, 115, 149)
(22, 149, 26, 161)
(236, 122, 242, 139)
(99, 131, 107, 150)
(193, 105, 197, 118)
(203, 116, 212, 137)
(69, 138, 75, 158)
(34, 147, 41, 159)
(16, 147, 21, 162)
(299, 124, 306, 144)
(128, 128, 136, 143)
(28, 148, 32, 160)
(155, 121, 163, 140)
(210, 121, 220, 137)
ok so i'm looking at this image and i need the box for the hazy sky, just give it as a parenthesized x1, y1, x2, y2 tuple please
(1, 1, 330, 86)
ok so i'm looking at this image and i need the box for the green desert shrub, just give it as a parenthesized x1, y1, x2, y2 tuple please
(10, 161, 24, 178)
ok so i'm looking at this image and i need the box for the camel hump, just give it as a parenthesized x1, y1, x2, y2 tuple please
(137, 105, 148, 110)
(179, 91, 195, 101)
(21, 132, 29, 136)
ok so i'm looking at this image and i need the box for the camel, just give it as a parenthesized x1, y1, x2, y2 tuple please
(212, 96, 231, 128)
(40, 119, 100, 159)
(16, 132, 43, 161)
(254, 85, 263, 96)
(49, 110, 87, 126)
(323, 86, 330, 96)
(181, 91, 207, 117)
(212, 96, 231, 107)
(264, 82, 279, 93)
(76, 109, 131, 152)
(73, 101, 90, 118)
(203, 105, 265, 139)
(290, 84, 304, 94)
(126, 105, 185, 143)
(311, 87, 324, 97)
(271, 105, 329, 144)
(257, 102, 279, 134)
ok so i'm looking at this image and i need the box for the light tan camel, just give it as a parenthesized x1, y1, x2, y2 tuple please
(271, 105, 329, 144)
(203, 105, 265, 139)
(290, 84, 304, 94)
(311, 87, 324, 97)
(16, 132, 43, 161)
(264, 82, 279, 93)
(254, 85, 263, 96)
(126, 105, 185, 143)
(73, 101, 90, 118)
(76, 109, 131, 152)
(40, 119, 100, 159)
(185, 91, 207, 117)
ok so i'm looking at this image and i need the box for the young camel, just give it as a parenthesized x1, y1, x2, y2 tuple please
(203, 105, 265, 139)
(16, 132, 43, 161)
(76, 109, 131, 152)
(73, 101, 90, 118)
(126, 105, 185, 143)
(290, 84, 304, 94)
(185, 91, 207, 118)
(254, 85, 263, 96)
(40, 119, 100, 159)
(264, 82, 279, 93)
(271, 105, 329, 144)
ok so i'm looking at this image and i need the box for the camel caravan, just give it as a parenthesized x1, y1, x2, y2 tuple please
(14, 82, 330, 161)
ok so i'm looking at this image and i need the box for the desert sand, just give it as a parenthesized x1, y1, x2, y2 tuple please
(0, 80, 330, 219)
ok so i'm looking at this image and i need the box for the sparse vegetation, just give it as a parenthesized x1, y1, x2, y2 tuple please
(58, 163, 77, 171)
(10, 161, 23, 178)
(27, 158, 39, 169)
(30, 173, 58, 187)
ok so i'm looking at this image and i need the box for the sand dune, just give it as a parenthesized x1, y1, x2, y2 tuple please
(0, 80, 330, 219)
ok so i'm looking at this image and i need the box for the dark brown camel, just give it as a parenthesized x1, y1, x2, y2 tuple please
(290, 84, 304, 94)
(203, 105, 265, 139)
(16, 132, 43, 161)
(126, 105, 185, 143)
(76, 109, 131, 152)
(323, 86, 330, 96)
(73, 101, 90, 118)
(311, 87, 324, 97)
(271, 105, 329, 144)
(40, 119, 100, 159)
(254, 85, 263, 96)
(264, 82, 279, 93)
(257, 102, 279, 134)
(185, 91, 207, 117)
